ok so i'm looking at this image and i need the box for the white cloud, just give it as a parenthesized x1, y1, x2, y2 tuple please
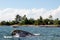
(0, 6, 60, 21)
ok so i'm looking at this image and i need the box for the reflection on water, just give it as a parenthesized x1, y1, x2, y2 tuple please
(0, 26, 60, 40)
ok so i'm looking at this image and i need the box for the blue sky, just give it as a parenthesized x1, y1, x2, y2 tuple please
(0, 0, 60, 21)
(0, 0, 60, 9)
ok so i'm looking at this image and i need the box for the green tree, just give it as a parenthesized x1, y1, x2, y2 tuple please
(10, 21, 16, 25)
(28, 18, 35, 24)
(15, 14, 22, 23)
(22, 15, 27, 20)
(40, 16, 43, 20)
(0, 21, 10, 25)
(1, 21, 6, 25)
(43, 19, 50, 25)
(58, 20, 60, 25)
(34, 20, 39, 25)
(54, 18, 59, 25)
(5, 21, 11, 25)
(20, 15, 29, 25)
(49, 15, 52, 20)
(48, 15, 54, 25)
(38, 16, 43, 25)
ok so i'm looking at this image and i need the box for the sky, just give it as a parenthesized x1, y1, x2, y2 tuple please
(0, 0, 60, 21)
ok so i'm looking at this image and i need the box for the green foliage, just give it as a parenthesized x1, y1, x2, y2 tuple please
(0, 15, 60, 25)
(49, 15, 53, 20)
(28, 18, 35, 24)
(58, 20, 60, 25)
(15, 14, 21, 22)
(0, 21, 11, 25)
(43, 19, 50, 25)
(0, 21, 6, 25)
(34, 20, 39, 25)
(19, 20, 25, 25)
(54, 18, 59, 25)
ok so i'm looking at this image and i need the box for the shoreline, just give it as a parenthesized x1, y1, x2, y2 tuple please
(11, 24, 60, 27)
(0, 24, 60, 27)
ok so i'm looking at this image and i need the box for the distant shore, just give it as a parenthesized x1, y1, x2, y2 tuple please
(0, 24, 60, 27)
(11, 24, 60, 27)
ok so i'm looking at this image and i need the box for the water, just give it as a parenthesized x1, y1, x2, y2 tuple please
(0, 26, 60, 40)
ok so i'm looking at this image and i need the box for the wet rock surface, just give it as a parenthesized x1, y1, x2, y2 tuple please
(11, 30, 34, 37)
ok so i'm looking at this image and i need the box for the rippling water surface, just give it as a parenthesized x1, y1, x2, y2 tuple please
(0, 26, 60, 40)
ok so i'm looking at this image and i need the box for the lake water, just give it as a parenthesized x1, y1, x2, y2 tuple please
(0, 26, 60, 40)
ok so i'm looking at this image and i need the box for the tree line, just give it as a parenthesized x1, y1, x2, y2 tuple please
(0, 14, 60, 25)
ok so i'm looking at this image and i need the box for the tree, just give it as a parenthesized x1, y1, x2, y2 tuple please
(22, 15, 27, 20)
(54, 18, 59, 25)
(0, 21, 11, 25)
(20, 15, 29, 25)
(1, 21, 6, 25)
(38, 16, 43, 25)
(5, 21, 11, 25)
(10, 21, 16, 25)
(48, 15, 54, 25)
(49, 15, 52, 20)
(15, 14, 22, 23)
(40, 16, 43, 20)
(34, 20, 39, 25)
(43, 19, 50, 25)
(58, 20, 60, 25)
(28, 18, 35, 24)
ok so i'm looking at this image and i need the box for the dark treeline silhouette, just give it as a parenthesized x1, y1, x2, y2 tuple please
(0, 14, 60, 25)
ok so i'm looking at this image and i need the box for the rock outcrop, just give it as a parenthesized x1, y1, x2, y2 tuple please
(11, 30, 34, 37)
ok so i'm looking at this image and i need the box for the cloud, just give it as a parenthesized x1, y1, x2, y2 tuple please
(0, 6, 60, 21)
